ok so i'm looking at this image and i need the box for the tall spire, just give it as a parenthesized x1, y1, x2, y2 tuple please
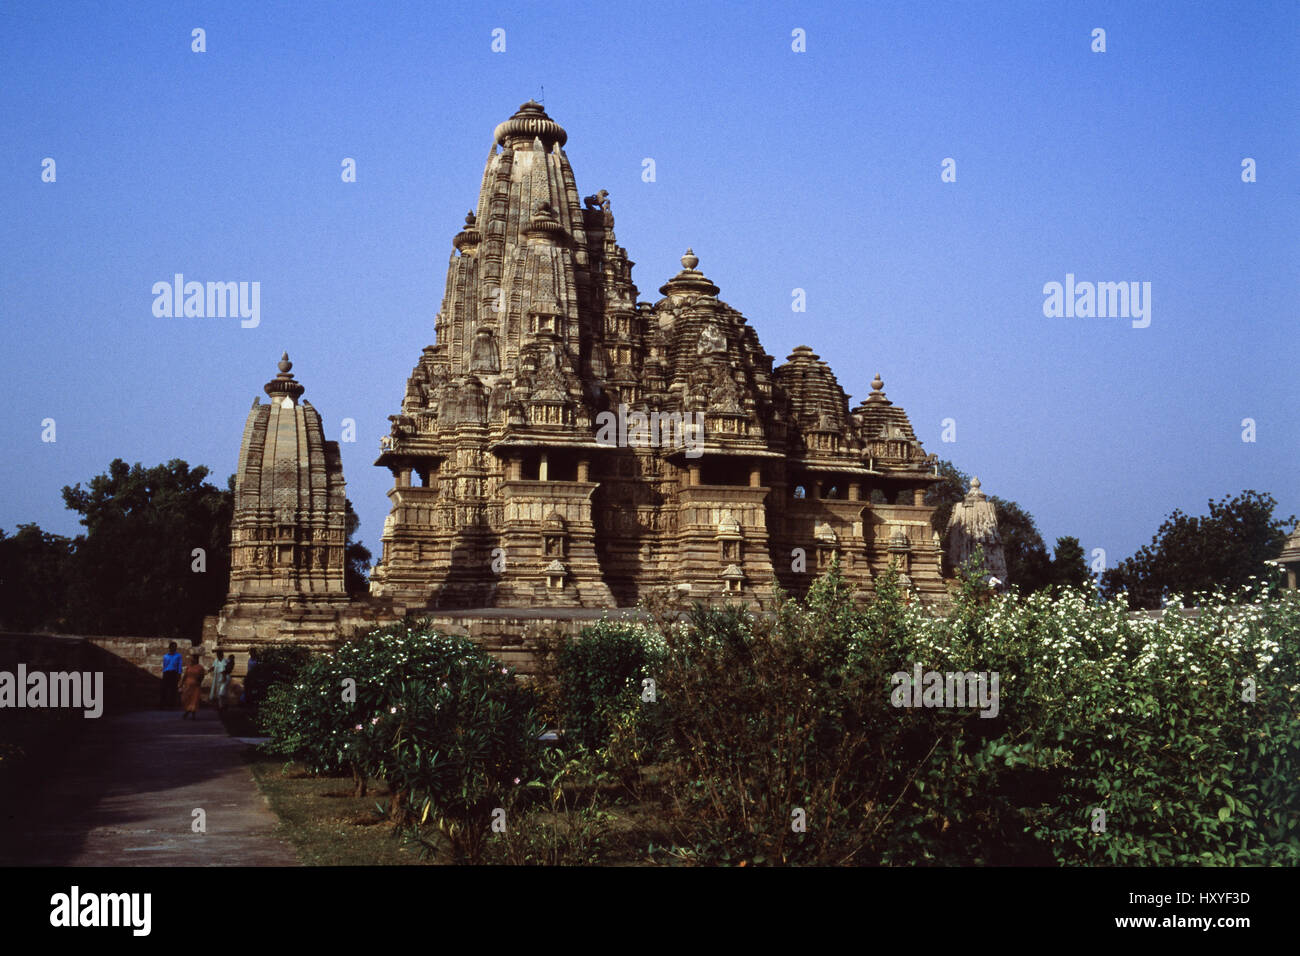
(419, 101, 605, 392)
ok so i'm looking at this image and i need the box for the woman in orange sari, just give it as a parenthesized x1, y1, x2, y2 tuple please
(180, 654, 205, 720)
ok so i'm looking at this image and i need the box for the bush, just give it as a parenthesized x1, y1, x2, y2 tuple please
(556, 619, 663, 751)
(245, 645, 313, 712)
(643, 560, 1300, 866)
(650, 564, 987, 865)
(259, 619, 548, 862)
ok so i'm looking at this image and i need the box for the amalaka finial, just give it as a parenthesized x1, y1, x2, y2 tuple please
(871, 373, 884, 391)
(265, 351, 305, 403)
(682, 248, 699, 271)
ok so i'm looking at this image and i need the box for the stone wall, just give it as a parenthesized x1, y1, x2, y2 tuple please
(0, 633, 179, 710)
(209, 608, 650, 678)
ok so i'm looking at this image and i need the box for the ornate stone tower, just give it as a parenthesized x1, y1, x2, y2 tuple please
(945, 477, 1009, 585)
(369, 100, 947, 609)
(217, 353, 353, 644)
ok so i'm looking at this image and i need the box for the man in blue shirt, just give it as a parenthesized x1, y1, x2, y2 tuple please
(160, 641, 183, 709)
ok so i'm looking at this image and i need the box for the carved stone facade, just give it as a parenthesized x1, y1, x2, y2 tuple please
(365, 101, 947, 609)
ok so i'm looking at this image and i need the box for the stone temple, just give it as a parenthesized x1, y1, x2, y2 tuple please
(215, 101, 959, 646)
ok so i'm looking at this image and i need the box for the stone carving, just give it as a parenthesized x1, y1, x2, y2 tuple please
(471, 327, 500, 373)
(697, 323, 727, 354)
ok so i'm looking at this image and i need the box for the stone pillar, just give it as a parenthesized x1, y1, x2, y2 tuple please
(848, 482, 861, 501)
(913, 487, 925, 505)
(577, 458, 590, 482)
(749, 464, 762, 487)
(397, 468, 411, 487)
(688, 463, 701, 486)
(811, 480, 822, 499)
(539, 453, 549, 481)
(508, 457, 522, 480)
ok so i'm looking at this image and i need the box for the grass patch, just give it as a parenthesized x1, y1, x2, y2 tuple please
(244, 748, 445, 865)
(242, 747, 677, 865)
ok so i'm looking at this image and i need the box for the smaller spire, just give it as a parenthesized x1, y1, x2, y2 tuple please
(659, 247, 720, 298)
(525, 199, 566, 242)
(865, 373, 890, 404)
(453, 210, 482, 252)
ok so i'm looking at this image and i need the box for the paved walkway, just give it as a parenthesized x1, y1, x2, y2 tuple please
(0, 708, 298, 866)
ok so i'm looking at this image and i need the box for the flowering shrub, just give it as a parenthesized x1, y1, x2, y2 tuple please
(626, 564, 1299, 865)
(260, 579, 1299, 866)
(259, 620, 546, 861)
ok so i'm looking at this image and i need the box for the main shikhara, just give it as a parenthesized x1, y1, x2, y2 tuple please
(216, 102, 1000, 646)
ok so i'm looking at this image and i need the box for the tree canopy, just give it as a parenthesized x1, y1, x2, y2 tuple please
(1100, 490, 1294, 608)
(60, 458, 233, 639)
(0, 457, 371, 639)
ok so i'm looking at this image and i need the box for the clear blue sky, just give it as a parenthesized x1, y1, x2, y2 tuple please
(1, 0, 1296, 572)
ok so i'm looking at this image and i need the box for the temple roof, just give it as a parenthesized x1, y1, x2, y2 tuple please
(773, 345, 853, 435)
(852, 373, 920, 443)
(382, 100, 933, 475)
(946, 476, 1009, 582)
(235, 353, 346, 521)
(493, 100, 567, 149)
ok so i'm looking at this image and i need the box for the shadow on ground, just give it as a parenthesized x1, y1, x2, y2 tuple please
(0, 705, 298, 866)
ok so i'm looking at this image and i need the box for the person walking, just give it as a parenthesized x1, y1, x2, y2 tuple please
(209, 650, 228, 705)
(217, 654, 236, 712)
(160, 641, 183, 709)
(180, 654, 205, 720)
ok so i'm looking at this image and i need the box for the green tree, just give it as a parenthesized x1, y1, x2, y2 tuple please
(57, 458, 372, 637)
(1048, 535, 1093, 592)
(343, 500, 371, 597)
(0, 524, 75, 631)
(61, 459, 233, 639)
(1100, 490, 1294, 609)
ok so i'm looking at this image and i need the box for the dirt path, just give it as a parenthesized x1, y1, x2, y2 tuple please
(0, 708, 298, 866)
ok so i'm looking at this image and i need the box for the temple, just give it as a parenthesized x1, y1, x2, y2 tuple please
(366, 101, 946, 610)
(214, 101, 959, 646)
(1275, 524, 1300, 590)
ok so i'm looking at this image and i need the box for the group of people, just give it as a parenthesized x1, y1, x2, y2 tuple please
(159, 644, 243, 720)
